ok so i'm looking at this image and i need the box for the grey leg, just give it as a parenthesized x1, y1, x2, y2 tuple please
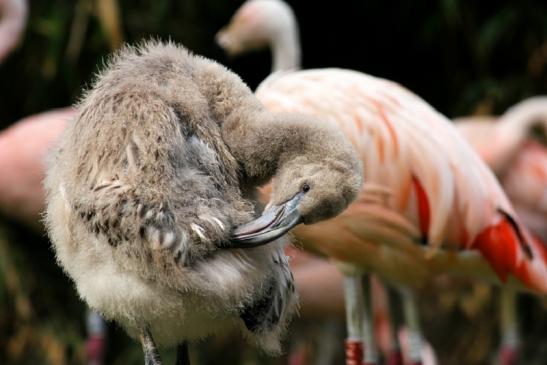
(175, 342, 190, 365)
(400, 288, 423, 365)
(361, 275, 379, 365)
(344, 275, 364, 365)
(385, 287, 404, 365)
(498, 288, 519, 365)
(139, 328, 162, 365)
(85, 310, 107, 365)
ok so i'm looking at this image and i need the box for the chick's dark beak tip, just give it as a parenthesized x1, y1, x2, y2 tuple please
(227, 192, 305, 248)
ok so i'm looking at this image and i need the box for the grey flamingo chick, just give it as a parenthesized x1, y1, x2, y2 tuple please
(44, 41, 362, 365)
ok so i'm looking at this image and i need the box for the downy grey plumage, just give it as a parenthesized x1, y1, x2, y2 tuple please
(44, 40, 362, 361)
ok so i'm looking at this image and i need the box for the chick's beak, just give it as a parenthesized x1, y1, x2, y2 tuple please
(226, 192, 304, 248)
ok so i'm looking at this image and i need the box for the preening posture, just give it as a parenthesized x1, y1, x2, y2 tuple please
(254, 69, 547, 365)
(44, 41, 362, 364)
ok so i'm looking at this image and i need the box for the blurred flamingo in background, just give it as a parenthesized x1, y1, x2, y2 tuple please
(0, 0, 68, 227)
(0, 109, 111, 365)
(254, 68, 547, 365)
(216, 0, 301, 73)
(0, 1, 107, 363)
(0, 0, 27, 64)
(501, 141, 547, 240)
(0, 108, 74, 229)
(456, 97, 547, 173)
(455, 98, 547, 238)
(455, 98, 547, 365)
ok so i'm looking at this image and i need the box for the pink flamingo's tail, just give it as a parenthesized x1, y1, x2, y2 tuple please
(473, 209, 547, 293)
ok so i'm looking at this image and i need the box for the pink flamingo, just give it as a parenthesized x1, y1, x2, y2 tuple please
(254, 68, 547, 365)
(455, 98, 547, 365)
(0, 108, 111, 365)
(455, 98, 547, 233)
(216, 0, 301, 73)
(0, 1, 108, 362)
(0, 108, 74, 229)
(0, 0, 27, 63)
(456, 97, 547, 173)
(501, 141, 547, 240)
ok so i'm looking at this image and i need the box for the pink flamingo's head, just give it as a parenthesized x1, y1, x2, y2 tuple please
(0, 0, 28, 63)
(216, 0, 298, 57)
(499, 96, 547, 145)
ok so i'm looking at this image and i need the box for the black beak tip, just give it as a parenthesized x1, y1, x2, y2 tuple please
(224, 191, 305, 248)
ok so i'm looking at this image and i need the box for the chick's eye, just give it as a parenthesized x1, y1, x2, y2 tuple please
(302, 183, 311, 193)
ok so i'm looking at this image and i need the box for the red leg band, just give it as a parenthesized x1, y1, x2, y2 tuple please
(345, 339, 363, 365)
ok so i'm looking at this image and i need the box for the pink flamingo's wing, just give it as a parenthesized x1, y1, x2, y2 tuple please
(256, 69, 547, 293)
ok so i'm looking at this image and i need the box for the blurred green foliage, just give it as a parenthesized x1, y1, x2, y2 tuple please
(0, 0, 243, 124)
(0, 223, 84, 364)
(0, 0, 546, 364)
(1, 0, 546, 125)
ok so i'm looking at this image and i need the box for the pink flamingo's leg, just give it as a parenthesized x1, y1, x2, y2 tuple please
(361, 276, 379, 365)
(86, 310, 107, 365)
(401, 289, 423, 365)
(385, 289, 404, 365)
(498, 288, 519, 365)
(344, 275, 364, 365)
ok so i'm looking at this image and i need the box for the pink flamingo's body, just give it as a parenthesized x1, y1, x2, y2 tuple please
(0, 108, 74, 228)
(1, 2, 106, 363)
(255, 69, 547, 364)
(257, 69, 547, 292)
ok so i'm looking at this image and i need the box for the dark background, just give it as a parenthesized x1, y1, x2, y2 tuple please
(0, 1, 546, 364)
(1, 0, 546, 125)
